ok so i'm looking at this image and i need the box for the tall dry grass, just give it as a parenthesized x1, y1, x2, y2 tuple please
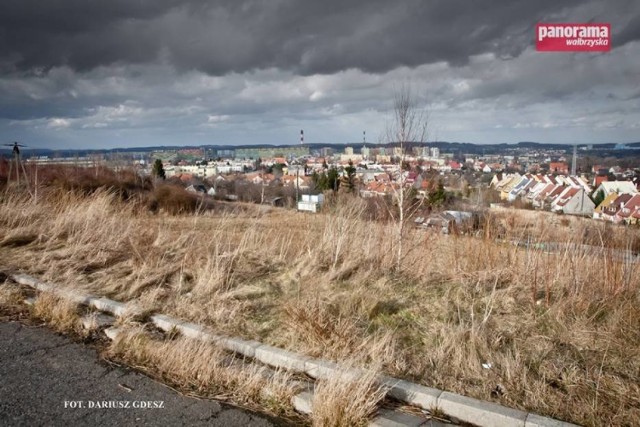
(31, 293, 81, 333)
(312, 367, 386, 427)
(0, 281, 25, 307)
(107, 327, 301, 418)
(1, 185, 639, 426)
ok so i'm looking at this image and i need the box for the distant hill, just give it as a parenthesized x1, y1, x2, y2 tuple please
(1, 140, 639, 159)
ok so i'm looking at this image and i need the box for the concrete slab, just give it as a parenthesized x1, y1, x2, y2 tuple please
(81, 313, 115, 330)
(217, 337, 264, 358)
(304, 358, 341, 379)
(370, 409, 428, 427)
(382, 377, 442, 411)
(11, 274, 50, 291)
(254, 345, 310, 372)
(103, 327, 121, 341)
(437, 392, 528, 427)
(176, 322, 212, 341)
(292, 391, 313, 415)
(12, 273, 92, 305)
(150, 313, 183, 332)
(525, 413, 579, 427)
(88, 297, 129, 317)
(56, 289, 94, 305)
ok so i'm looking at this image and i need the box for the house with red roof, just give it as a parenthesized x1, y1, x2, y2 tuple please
(360, 181, 397, 197)
(593, 192, 619, 220)
(601, 193, 634, 222)
(549, 162, 569, 174)
(448, 161, 462, 171)
(615, 193, 640, 225)
(551, 187, 594, 216)
(543, 185, 567, 208)
(593, 175, 608, 188)
(532, 183, 557, 208)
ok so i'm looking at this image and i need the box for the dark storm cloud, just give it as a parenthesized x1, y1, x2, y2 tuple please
(616, 12, 640, 46)
(1, 1, 639, 149)
(6, 0, 636, 76)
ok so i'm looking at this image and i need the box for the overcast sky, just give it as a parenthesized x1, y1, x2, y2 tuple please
(1, 0, 639, 149)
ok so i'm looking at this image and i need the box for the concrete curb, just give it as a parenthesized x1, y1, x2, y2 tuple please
(81, 313, 116, 330)
(88, 297, 134, 317)
(8, 272, 579, 427)
(104, 327, 121, 340)
(254, 344, 310, 371)
(12, 274, 95, 306)
(382, 376, 442, 410)
(437, 392, 527, 427)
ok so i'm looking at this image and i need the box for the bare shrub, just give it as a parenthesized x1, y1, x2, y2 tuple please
(149, 184, 199, 214)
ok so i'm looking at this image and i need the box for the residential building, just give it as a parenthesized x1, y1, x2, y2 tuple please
(593, 181, 638, 198)
(551, 187, 594, 216)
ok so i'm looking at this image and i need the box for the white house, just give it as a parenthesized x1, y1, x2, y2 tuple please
(297, 194, 324, 213)
(594, 181, 638, 198)
(552, 187, 595, 215)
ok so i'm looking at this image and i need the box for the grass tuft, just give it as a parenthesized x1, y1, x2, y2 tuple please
(312, 366, 386, 427)
(31, 293, 81, 332)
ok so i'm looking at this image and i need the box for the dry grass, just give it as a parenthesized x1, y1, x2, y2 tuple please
(0, 281, 25, 306)
(1, 186, 640, 426)
(107, 327, 301, 418)
(31, 292, 81, 333)
(312, 367, 386, 427)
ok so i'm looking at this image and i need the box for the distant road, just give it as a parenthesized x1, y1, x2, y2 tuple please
(0, 321, 281, 426)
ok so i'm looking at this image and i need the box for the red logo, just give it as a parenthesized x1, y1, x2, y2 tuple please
(536, 23, 610, 52)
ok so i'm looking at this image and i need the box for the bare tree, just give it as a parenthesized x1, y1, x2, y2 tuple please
(385, 85, 428, 271)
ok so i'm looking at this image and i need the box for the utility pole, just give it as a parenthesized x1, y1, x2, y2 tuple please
(296, 165, 299, 210)
(6, 142, 29, 187)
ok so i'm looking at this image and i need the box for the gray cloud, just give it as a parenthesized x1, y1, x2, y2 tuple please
(1, 0, 639, 148)
(5, 0, 636, 76)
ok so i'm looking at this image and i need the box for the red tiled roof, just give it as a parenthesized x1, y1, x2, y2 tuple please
(550, 162, 568, 172)
(617, 194, 640, 218)
(594, 175, 608, 187)
(555, 187, 580, 207)
(534, 183, 556, 200)
(605, 193, 633, 215)
(364, 181, 397, 194)
(613, 193, 633, 206)
(546, 185, 566, 200)
(523, 180, 537, 192)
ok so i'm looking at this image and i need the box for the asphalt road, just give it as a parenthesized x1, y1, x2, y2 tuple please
(0, 321, 281, 426)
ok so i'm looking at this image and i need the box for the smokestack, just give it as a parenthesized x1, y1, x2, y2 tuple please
(300, 129, 304, 145)
(571, 144, 577, 176)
